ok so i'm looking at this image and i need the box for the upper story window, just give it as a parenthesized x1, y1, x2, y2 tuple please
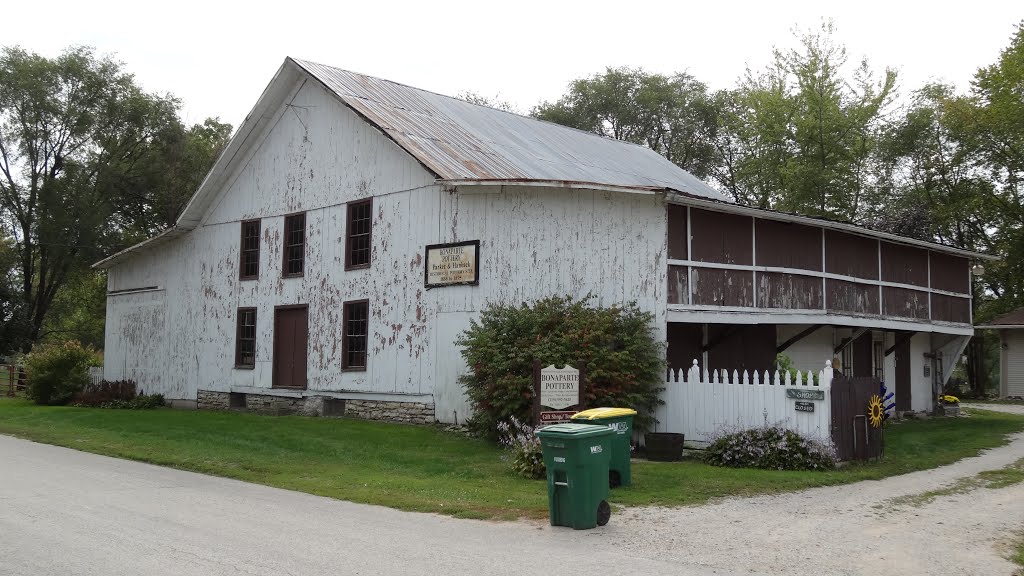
(283, 213, 305, 277)
(240, 219, 260, 280)
(346, 199, 372, 270)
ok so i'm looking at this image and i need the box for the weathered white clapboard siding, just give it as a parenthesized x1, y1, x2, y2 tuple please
(106, 78, 438, 400)
(104, 76, 669, 422)
(654, 361, 835, 443)
(428, 187, 668, 421)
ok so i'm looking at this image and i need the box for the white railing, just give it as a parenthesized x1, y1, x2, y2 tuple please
(653, 359, 834, 444)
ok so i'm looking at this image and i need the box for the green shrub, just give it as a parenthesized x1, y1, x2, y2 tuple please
(457, 295, 664, 438)
(23, 341, 102, 405)
(73, 379, 165, 409)
(74, 379, 137, 406)
(704, 426, 837, 471)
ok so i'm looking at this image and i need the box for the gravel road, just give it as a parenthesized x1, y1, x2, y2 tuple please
(2, 404, 1021, 575)
(594, 403, 1024, 576)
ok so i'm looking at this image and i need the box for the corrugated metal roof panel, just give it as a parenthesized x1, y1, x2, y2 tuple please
(294, 59, 729, 201)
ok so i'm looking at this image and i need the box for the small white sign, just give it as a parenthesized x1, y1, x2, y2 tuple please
(539, 365, 580, 410)
(590, 445, 603, 454)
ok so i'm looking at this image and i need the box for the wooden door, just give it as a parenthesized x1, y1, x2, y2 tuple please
(830, 375, 884, 461)
(852, 332, 873, 378)
(895, 337, 911, 411)
(273, 306, 308, 389)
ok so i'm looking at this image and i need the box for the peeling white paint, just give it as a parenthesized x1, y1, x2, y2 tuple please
(104, 79, 668, 424)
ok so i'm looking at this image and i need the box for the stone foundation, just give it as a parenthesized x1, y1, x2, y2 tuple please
(198, 390, 231, 410)
(344, 400, 435, 424)
(196, 390, 434, 423)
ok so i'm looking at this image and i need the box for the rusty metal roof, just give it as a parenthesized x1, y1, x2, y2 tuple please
(292, 59, 729, 201)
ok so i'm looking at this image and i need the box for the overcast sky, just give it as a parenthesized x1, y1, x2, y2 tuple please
(4, 1, 1022, 129)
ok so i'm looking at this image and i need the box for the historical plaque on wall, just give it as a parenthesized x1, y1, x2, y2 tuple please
(424, 240, 479, 288)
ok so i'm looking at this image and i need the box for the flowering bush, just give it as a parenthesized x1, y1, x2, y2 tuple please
(704, 425, 837, 471)
(942, 395, 960, 405)
(496, 416, 546, 479)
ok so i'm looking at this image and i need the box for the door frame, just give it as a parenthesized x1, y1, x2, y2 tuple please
(273, 304, 309, 389)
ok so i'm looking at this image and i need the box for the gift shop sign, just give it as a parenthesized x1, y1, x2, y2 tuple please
(424, 240, 479, 288)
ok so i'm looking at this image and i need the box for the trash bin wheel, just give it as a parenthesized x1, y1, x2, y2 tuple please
(596, 500, 611, 526)
(609, 470, 621, 489)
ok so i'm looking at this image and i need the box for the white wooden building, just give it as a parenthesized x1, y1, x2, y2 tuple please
(980, 308, 1024, 399)
(95, 58, 992, 423)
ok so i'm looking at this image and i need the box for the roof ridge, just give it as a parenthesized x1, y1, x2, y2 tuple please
(288, 57, 661, 155)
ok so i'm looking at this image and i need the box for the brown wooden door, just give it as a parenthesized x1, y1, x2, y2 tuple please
(852, 332, 873, 378)
(895, 337, 911, 411)
(830, 375, 884, 462)
(273, 306, 308, 389)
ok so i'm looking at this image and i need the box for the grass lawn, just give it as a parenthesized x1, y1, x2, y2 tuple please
(966, 399, 1024, 406)
(0, 398, 1022, 520)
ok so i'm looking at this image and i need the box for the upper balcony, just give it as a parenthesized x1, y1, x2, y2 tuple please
(665, 202, 981, 335)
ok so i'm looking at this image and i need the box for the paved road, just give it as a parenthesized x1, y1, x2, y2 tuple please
(0, 435, 729, 576)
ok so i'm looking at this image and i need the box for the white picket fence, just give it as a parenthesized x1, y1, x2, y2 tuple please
(653, 359, 835, 444)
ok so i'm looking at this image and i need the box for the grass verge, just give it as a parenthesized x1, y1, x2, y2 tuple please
(1, 399, 1023, 520)
(884, 457, 1024, 508)
(1012, 534, 1024, 575)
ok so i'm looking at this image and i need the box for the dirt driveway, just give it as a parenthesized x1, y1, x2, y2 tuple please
(582, 404, 1024, 576)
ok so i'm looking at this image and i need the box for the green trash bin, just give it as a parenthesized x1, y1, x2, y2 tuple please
(571, 407, 637, 488)
(535, 423, 614, 530)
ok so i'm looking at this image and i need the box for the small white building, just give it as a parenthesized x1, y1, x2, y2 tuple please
(95, 58, 990, 423)
(980, 308, 1024, 398)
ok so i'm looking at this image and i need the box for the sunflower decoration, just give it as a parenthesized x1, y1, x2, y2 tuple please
(867, 394, 885, 428)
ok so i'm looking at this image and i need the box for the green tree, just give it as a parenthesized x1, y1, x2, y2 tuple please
(533, 67, 720, 179)
(0, 235, 29, 352)
(456, 91, 520, 114)
(0, 46, 231, 348)
(721, 21, 897, 219)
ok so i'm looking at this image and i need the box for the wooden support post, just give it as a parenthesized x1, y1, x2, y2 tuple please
(577, 359, 587, 411)
(885, 331, 915, 357)
(532, 359, 541, 427)
(834, 327, 870, 355)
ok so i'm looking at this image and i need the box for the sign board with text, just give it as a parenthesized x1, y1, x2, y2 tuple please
(785, 388, 825, 401)
(532, 360, 587, 427)
(795, 401, 815, 413)
(539, 411, 577, 424)
(424, 240, 479, 288)
(539, 365, 581, 410)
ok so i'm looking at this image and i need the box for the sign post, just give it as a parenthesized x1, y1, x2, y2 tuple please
(533, 359, 586, 426)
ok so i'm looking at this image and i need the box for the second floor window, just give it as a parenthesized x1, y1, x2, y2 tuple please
(283, 213, 305, 277)
(240, 219, 260, 280)
(346, 199, 372, 269)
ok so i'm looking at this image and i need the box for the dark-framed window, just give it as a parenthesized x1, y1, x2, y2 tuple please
(240, 219, 260, 280)
(345, 199, 372, 270)
(342, 300, 369, 370)
(235, 308, 257, 368)
(283, 213, 305, 277)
